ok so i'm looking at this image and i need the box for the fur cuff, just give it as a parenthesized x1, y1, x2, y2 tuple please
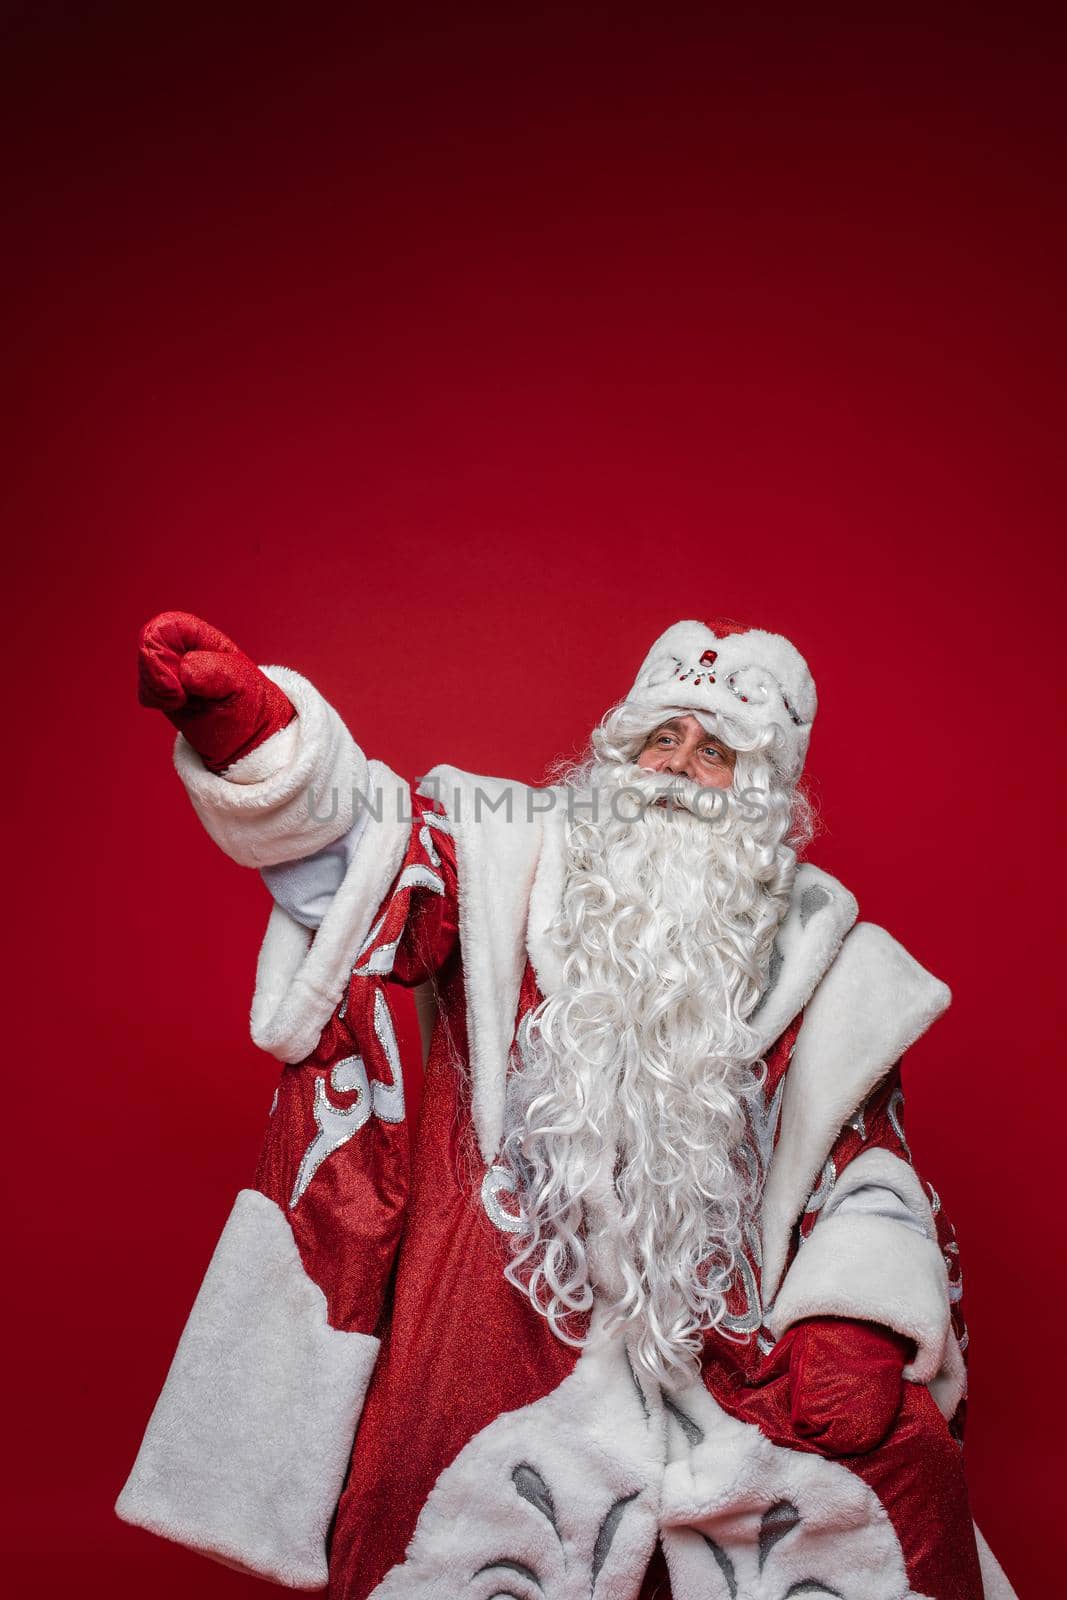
(806, 1149, 966, 1420)
(250, 761, 411, 1062)
(116, 1190, 379, 1590)
(174, 667, 369, 868)
(823, 1147, 937, 1236)
(223, 719, 301, 784)
(767, 1211, 951, 1384)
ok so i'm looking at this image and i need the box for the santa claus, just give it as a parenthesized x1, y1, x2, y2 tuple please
(117, 612, 1015, 1600)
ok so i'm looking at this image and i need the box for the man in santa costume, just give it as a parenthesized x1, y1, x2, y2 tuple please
(117, 612, 1015, 1600)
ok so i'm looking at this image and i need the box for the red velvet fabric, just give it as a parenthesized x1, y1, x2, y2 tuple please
(851, 1384, 984, 1600)
(253, 792, 458, 1334)
(702, 615, 756, 639)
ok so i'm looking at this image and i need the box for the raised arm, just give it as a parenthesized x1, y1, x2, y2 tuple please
(137, 611, 456, 1068)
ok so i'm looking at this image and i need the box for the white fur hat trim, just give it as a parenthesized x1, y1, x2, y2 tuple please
(626, 618, 817, 778)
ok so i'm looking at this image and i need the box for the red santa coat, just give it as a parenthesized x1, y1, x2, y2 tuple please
(116, 668, 1015, 1600)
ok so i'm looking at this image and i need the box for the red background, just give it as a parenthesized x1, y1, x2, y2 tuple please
(4, 4, 1063, 1594)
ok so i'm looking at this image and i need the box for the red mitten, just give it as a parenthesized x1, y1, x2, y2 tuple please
(138, 611, 295, 773)
(757, 1317, 913, 1456)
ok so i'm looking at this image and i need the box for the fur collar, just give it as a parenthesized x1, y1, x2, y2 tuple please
(760, 922, 951, 1302)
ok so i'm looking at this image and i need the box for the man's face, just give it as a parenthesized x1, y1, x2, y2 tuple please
(636, 714, 737, 790)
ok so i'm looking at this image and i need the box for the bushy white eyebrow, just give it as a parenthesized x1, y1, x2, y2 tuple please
(649, 718, 729, 752)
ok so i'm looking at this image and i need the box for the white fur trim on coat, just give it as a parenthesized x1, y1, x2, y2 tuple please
(822, 1147, 938, 1236)
(974, 1524, 1019, 1600)
(525, 799, 569, 997)
(223, 718, 301, 783)
(760, 922, 952, 1304)
(115, 1189, 379, 1590)
(251, 760, 412, 1063)
(174, 666, 369, 868)
(417, 765, 549, 1163)
(750, 864, 858, 1054)
(768, 1212, 950, 1384)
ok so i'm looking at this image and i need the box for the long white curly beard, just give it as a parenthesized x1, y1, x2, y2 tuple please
(501, 758, 796, 1389)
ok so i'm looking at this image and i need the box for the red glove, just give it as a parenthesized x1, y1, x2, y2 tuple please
(756, 1317, 913, 1456)
(138, 611, 295, 773)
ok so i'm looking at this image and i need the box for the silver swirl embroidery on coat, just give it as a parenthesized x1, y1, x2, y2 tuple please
(396, 862, 445, 896)
(290, 1056, 373, 1207)
(482, 1164, 524, 1234)
(944, 1236, 964, 1305)
(345, 854, 445, 993)
(371, 987, 406, 1123)
(754, 1322, 779, 1356)
(290, 990, 406, 1205)
(720, 1215, 766, 1336)
(803, 1158, 837, 1216)
(418, 822, 443, 868)
(746, 1076, 785, 1180)
(887, 1085, 910, 1155)
(351, 910, 401, 980)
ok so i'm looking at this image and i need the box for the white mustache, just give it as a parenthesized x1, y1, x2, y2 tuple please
(604, 766, 721, 817)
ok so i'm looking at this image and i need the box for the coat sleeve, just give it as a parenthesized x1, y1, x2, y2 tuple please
(169, 661, 447, 1066)
(115, 812, 460, 1589)
(172, 665, 374, 869)
(766, 1065, 968, 1427)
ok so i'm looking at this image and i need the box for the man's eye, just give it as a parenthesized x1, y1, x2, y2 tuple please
(701, 747, 723, 760)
